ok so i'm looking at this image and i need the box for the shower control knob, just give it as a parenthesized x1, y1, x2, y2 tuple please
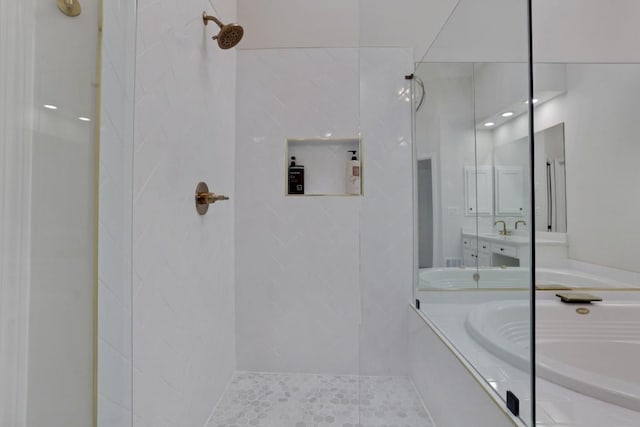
(195, 182, 229, 215)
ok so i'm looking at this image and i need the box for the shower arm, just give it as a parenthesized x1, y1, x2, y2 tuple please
(202, 12, 224, 28)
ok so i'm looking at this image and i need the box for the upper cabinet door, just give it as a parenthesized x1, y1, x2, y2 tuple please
(495, 166, 524, 216)
(465, 166, 493, 216)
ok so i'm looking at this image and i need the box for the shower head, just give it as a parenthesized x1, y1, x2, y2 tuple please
(202, 12, 244, 49)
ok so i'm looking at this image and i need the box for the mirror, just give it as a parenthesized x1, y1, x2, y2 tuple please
(535, 124, 566, 232)
(417, 61, 640, 287)
(412, 0, 534, 421)
(464, 166, 493, 216)
(416, 62, 566, 282)
(413, 4, 640, 427)
(498, 124, 567, 225)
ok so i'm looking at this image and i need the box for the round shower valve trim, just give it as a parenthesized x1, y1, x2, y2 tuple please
(57, 0, 81, 17)
(195, 182, 229, 215)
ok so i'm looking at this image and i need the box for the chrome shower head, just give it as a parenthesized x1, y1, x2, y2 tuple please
(202, 12, 244, 49)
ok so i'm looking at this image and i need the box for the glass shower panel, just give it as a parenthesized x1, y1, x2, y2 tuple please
(0, 0, 101, 425)
(97, 0, 136, 426)
(357, 45, 421, 425)
(357, 1, 425, 421)
(414, 61, 478, 272)
(413, 0, 534, 424)
(531, 1, 640, 425)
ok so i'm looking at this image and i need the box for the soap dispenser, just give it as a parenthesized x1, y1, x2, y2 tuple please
(288, 156, 305, 194)
(346, 150, 361, 195)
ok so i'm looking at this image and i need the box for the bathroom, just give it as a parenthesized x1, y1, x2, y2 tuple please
(0, 1, 638, 427)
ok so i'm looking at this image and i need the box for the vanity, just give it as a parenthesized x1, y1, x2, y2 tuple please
(461, 232, 568, 267)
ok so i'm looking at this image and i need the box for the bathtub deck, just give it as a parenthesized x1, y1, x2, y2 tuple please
(207, 372, 434, 427)
(421, 296, 640, 427)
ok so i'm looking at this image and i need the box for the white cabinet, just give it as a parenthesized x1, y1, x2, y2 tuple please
(495, 166, 525, 216)
(478, 252, 492, 267)
(462, 237, 476, 266)
(463, 248, 476, 267)
(491, 242, 518, 258)
(464, 166, 493, 216)
(463, 247, 492, 267)
(461, 234, 525, 267)
(462, 236, 492, 267)
(477, 241, 491, 267)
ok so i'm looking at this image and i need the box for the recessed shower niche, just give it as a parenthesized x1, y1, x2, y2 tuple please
(286, 138, 362, 196)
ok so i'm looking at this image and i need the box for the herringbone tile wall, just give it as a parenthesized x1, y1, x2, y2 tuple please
(98, 0, 136, 425)
(131, 1, 238, 425)
(235, 48, 362, 375)
(235, 47, 413, 376)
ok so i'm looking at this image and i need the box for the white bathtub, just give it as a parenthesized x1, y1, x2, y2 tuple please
(419, 267, 634, 290)
(466, 300, 640, 411)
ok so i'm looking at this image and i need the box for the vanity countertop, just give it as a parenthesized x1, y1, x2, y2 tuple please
(462, 232, 568, 247)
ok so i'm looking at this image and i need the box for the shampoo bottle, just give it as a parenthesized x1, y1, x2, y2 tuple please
(288, 156, 305, 194)
(346, 150, 361, 195)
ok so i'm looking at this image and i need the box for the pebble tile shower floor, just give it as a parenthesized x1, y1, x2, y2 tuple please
(207, 372, 434, 427)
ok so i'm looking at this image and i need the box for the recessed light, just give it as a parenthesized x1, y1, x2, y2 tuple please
(43, 104, 58, 110)
(501, 111, 514, 118)
(523, 98, 539, 105)
(78, 117, 91, 122)
(483, 122, 495, 127)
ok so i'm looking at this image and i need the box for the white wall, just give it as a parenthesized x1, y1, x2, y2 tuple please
(235, 48, 362, 375)
(359, 48, 414, 375)
(132, 0, 237, 425)
(98, 0, 136, 425)
(359, 0, 459, 61)
(422, 0, 640, 64)
(235, 47, 413, 376)
(423, 0, 529, 63)
(237, 0, 359, 49)
(237, 0, 458, 60)
(533, 0, 640, 63)
(561, 66, 640, 272)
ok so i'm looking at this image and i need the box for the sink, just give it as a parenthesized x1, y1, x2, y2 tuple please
(478, 233, 528, 244)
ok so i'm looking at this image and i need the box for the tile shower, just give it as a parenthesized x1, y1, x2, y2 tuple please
(125, 2, 418, 426)
(5, 0, 638, 426)
(207, 373, 432, 427)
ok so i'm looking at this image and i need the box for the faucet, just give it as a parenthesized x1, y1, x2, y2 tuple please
(515, 220, 527, 230)
(495, 220, 510, 236)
